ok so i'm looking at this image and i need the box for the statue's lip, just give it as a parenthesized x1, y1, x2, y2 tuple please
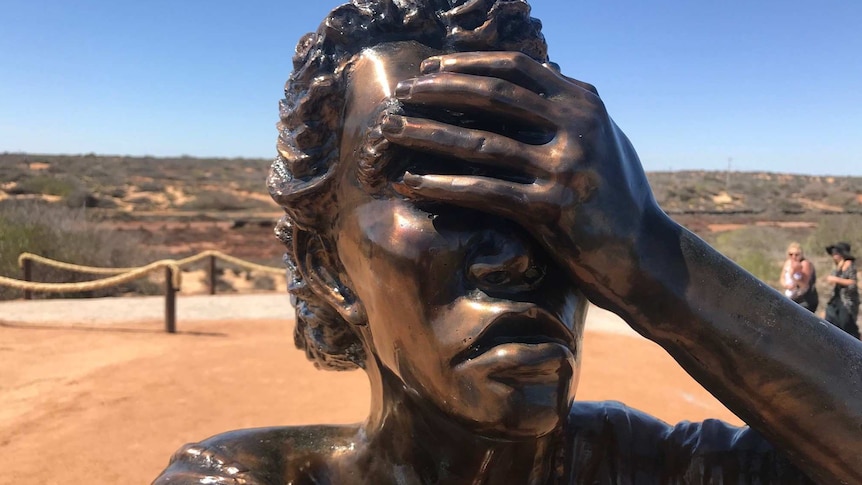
(451, 307, 575, 365)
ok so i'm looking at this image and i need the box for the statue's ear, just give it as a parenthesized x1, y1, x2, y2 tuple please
(297, 232, 367, 326)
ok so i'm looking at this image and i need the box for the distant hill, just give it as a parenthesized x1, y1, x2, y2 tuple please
(3, 153, 860, 299)
(0, 153, 276, 216)
(647, 170, 862, 216)
(2, 153, 861, 219)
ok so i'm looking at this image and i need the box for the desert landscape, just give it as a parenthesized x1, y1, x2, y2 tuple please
(1, 153, 861, 483)
(3, 153, 861, 309)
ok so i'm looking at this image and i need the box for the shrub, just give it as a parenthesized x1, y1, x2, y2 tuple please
(706, 226, 790, 287)
(0, 164, 30, 183)
(823, 192, 857, 208)
(252, 274, 276, 291)
(0, 201, 157, 300)
(137, 180, 166, 192)
(179, 191, 256, 211)
(11, 175, 80, 197)
(806, 214, 862, 257)
(107, 187, 127, 198)
(62, 189, 119, 209)
(730, 251, 780, 286)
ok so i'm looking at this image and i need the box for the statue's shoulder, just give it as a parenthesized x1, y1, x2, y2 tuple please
(565, 402, 813, 484)
(567, 400, 672, 445)
(567, 400, 754, 455)
(152, 424, 360, 485)
(566, 401, 725, 482)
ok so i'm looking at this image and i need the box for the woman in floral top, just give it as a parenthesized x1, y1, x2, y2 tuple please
(825, 242, 859, 338)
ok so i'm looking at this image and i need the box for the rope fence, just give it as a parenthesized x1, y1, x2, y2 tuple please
(0, 250, 285, 333)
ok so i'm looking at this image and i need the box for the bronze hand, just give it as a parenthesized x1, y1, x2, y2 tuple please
(382, 51, 656, 311)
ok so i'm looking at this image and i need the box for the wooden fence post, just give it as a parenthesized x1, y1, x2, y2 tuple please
(165, 266, 176, 334)
(22, 258, 32, 300)
(208, 255, 217, 295)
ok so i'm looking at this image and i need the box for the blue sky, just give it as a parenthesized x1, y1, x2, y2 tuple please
(1, 1, 860, 175)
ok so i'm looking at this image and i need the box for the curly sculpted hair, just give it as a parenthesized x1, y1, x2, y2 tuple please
(268, 0, 549, 371)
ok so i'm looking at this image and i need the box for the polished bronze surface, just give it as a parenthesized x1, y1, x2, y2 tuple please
(155, 1, 862, 484)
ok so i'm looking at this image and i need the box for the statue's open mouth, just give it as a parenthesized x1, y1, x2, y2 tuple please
(452, 307, 575, 365)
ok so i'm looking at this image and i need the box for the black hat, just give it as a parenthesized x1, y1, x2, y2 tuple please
(826, 242, 854, 260)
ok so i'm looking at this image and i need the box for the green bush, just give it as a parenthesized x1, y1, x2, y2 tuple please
(180, 190, 257, 211)
(706, 226, 790, 287)
(806, 214, 862, 256)
(12, 175, 80, 196)
(0, 201, 158, 300)
(824, 192, 857, 207)
(252, 274, 276, 291)
(137, 180, 166, 192)
(731, 251, 781, 286)
(63, 189, 118, 209)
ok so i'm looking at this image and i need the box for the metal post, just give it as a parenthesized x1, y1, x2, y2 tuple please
(22, 258, 32, 300)
(165, 266, 176, 333)
(208, 255, 217, 295)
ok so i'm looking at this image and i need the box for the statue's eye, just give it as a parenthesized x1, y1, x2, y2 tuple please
(524, 266, 545, 284)
(480, 270, 511, 286)
(465, 240, 545, 292)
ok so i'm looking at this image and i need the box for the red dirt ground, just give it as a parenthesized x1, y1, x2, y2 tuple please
(0, 319, 741, 484)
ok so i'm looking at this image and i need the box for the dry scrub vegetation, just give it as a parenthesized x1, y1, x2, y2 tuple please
(0, 153, 278, 213)
(0, 154, 288, 300)
(648, 170, 862, 215)
(1, 153, 861, 307)
(0, 201, 159, 300)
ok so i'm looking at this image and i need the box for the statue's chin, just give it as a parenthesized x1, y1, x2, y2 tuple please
(439, 345, 577, 440)
(473, 395, 571, 441)
(431, 379, 574, 441)
(474, 417, 565, 441)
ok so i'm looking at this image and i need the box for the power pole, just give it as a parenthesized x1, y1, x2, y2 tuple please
(725, 157, 733, 193)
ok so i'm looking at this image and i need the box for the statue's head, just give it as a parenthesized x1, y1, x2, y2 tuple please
(269, 0, 586, 438)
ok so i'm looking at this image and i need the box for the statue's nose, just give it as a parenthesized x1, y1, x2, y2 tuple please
(467, 238, 545, 294)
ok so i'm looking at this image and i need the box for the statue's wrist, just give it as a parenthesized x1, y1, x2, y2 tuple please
(612, 204, 690, 336)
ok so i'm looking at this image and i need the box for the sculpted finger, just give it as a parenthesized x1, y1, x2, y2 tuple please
(394, 172, 557, 223)
(381, 115, 545, 177)
(395, 72, 553, 127)
(560, 74, 600, 96)
(420, 52, 565, 97)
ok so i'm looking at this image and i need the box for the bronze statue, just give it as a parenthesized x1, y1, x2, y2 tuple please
(154, 1, 862, 483)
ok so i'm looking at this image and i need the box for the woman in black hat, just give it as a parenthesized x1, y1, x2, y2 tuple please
(825, 242, 860, 338)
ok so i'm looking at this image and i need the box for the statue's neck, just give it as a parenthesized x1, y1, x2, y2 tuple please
(353, 359, 564, 485)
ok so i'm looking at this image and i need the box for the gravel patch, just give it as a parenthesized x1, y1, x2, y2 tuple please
(0, 293, 638, 337)
(0, 293, 293, 325)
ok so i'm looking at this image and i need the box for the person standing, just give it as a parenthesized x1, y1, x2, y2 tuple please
(825, 242, 860, 338)
(780, 242, 818, 312)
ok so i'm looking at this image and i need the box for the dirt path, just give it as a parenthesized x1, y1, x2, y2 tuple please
(0, 299, 740, 484)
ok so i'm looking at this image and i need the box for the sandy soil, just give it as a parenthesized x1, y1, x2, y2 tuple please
(0, 314, 741, 484)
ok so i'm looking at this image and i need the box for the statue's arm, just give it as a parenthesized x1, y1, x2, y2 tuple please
(152, 439, 271, 485)
(617, 203, 862, 485)
(381, 51, 862, 484)
(152, 425, 356, 484)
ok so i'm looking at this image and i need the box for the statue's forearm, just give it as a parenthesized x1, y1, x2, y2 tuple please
(615, 207, 862, 484)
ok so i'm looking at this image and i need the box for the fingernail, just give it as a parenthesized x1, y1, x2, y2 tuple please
(368, 136, 389, 155)
(421, 57, 441, 74)
(381, 115, 404, 134)
(402, 171, 420, 187)
(394, 79, 414, 98)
